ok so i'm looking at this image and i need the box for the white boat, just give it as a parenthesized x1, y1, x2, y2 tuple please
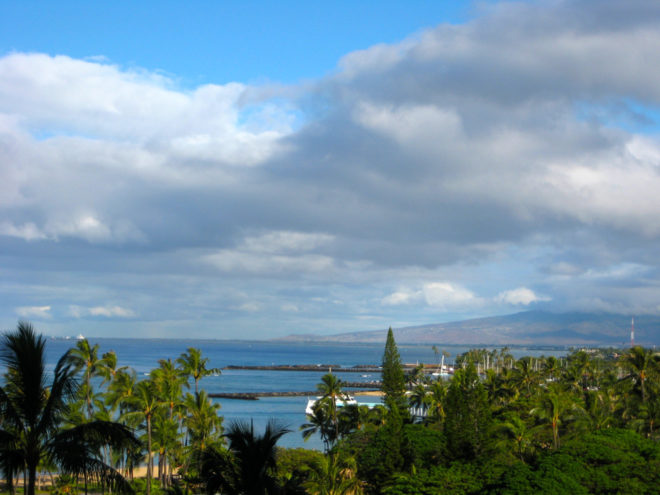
(76, 334, 85, 340)
(305, 396, 358, 415)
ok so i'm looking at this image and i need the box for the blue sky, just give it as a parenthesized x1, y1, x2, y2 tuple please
(1, 1, 477, 84)
(2, 0, 660, 339)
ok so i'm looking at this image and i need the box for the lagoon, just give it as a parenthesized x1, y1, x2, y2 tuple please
(44, 338, 568, 449)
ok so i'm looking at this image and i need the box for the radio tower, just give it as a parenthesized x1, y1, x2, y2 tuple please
(630, 317, 635, 347)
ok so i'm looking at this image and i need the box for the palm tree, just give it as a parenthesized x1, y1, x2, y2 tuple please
(153, 359, 186, 420)
(176, 348, 220, 395)
(426, 380, 447, 422)
(151, 411, 180, 488)
(226, 420, 290, 495)
(152, 358, 187, 486)
(406, 364, 426, 388)
(619, 346, 659, 404)
(317, 373, 350, 444)
(106, 368, 138, 418)
(337, 404, 371, 435)
(530, 383, 583, 450)
(68, 339, 112, 420)
(0, 322, 137, 495)
(584, 387, 619, 432)
(512, 357, 538, 397)
(183, 391, 223, 452)
(304, 453, 363, 495)
(499, 414, 534, 461)
(301, 401, 334, 451)
(201, 419, 290, 495)
(541, 356, 561, 381)
(103, 350, 128, 383)
(408, 384, 428, 419)
(563, 350, 594, 399)
(122, 379, 163, 495)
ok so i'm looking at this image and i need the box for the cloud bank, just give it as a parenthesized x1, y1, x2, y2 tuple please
(2, 0, 660, 338)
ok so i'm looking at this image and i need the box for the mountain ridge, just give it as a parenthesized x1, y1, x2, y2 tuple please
(275, 311, 660, 346)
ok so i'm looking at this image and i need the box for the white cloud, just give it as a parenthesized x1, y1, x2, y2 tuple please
(354, 103, 462, 150)
(204, 250, 334, 274)
(16, 305, 51, 319)
(382, 282, 480, 309)
(0, 222, 47, 241)
(496, 287, 550, 306)
(423, 282, 479, 308)
(243, 231, 334, 253)
(1, 216, 145, 244)
(69, 305, 136, 318)
(281, 303, 299, 312)
(381, 289, 420, 306)
(203, 230, 335, 275)
(0, 53, 294, 165)
(234, 302, 261, 312)
(5, 1, 660, 336)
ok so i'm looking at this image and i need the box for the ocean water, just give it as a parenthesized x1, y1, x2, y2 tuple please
(43, 338, 567, 449)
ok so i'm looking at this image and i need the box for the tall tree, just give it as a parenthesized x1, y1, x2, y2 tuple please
(530, 383, 584, 450)
(0, 322, 136, 495)
(68, 339, 111, 420)
(619, 346, 659, 404)
(200, 420, 290, 495)
(381, 328, 407, 418)
(183, 391, 223, 452)
(177, 348, 220, 395)
(301, 402, 334, 451)
(304, 453, 363, 495)
(444, 362, 492, 460)
(317, 373, 350, 446)
(122, 380, 162, 495)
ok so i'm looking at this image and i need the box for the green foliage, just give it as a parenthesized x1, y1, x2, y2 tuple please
(0, 322, 137, 495)
(557, 429, 660, 493)
(381, 328, 407, 418)
(382, 464, 485, 495)
(130, 477, 164, 495)
(341, 426, 404, 494)
(275, 447, 325, 493)
(491, 459, 587, 495)
(303, 452, 363, 495)
(444, 362, 492, 460)
(6, 324, 660, 495)
(176, 348, 220, 395)
(400, 424, 446, 469)
(200, 419, 290, 495)
(53, 474, 78, 495)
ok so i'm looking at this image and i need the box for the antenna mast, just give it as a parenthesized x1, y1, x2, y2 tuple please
(631, 317, 635, 347)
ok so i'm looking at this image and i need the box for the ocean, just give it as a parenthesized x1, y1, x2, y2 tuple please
(43, 338, 568, 449)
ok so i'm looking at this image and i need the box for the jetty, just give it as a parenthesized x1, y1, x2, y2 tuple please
(223, 364, 381, 372)
(209, 382, 381, 401)
(223, 363, 446, 373)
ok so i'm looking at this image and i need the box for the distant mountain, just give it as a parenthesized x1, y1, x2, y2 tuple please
(276, 311, 660, 346)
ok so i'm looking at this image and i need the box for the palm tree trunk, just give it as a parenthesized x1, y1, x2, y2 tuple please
(157, 453, 162, 486)
(7, 471, 14, 495)
(147, 415, 152, 495)
(552, 419, 559, 450)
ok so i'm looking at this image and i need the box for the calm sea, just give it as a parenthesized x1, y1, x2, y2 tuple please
(44, 338, 567, 449)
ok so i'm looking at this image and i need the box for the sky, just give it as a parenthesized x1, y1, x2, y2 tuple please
(2, 0, 660, 339)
